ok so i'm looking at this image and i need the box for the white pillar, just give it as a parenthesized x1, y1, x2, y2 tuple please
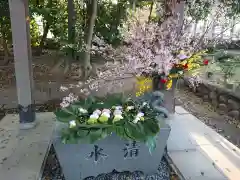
(8, 0, 36, 129)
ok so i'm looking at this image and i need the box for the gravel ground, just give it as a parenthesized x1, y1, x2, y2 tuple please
(41, 145, 180, 180)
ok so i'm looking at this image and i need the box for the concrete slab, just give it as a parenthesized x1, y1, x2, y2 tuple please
(167, 106, 240, 180)
(0, 113, 55, 180)
(197, 143, 240, 180)
(170, 107, 228, 147)
(169, 150, 228, 180)
(167, 127, 196, 151)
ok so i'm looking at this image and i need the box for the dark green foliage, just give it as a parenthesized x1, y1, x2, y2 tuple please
(219, 0, 240, 17)
(95, 0, 129, 46)
(0, 0, 11, 41)
(214, 52, 240, 82)
(186, 0, 212, 21)
(0, 0, 41, 47)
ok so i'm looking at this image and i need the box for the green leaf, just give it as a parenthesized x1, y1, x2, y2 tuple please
(125, 122, 146, 141)
(114, 126, 124, 138)
(143, 120, 160, 135)
(54, 108, 76, 123)
(145, 136, 157, 154)
(101, 128, 111, 139)
(78, 124, 112, 129)
(77, 129, 89, 138)
(61, 128, 78, 144)
(72, 96, 95, 109)
(88, 129, 104, 143)
(68, 133, 78, 144)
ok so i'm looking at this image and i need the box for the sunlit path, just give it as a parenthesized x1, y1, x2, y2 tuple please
(167, 106, 240, 180)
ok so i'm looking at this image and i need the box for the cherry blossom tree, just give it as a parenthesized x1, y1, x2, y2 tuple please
(59, 2, 240, 104)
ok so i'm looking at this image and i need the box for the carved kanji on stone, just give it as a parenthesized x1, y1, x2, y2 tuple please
(123, 141, 140, 159)
(86, 145, 108, 163)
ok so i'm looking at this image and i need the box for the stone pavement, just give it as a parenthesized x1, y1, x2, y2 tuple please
(167, 106, 240, 180)
(0, 113, 55, 180)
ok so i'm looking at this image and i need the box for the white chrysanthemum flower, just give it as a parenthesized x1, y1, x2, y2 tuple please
(114, 109, 122, 115)
(90, 113, 99, 119)
(115, 106, 122, 110)
(126, 106, 135, 110)
(99, 111, 110, 123)
(133, 117, 140, 124)
(102, 109, 111, 114)
(113, 114, 123, 122)
(69, 120, 76, 128)
(78, 108, 88, 114)
(93, 109, 101, 115)
(142, 102, 147, 106)
(101, 112, 110, 118)
(136, 112, 144, 117)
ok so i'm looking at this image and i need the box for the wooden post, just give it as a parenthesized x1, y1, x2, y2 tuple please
(8, 0, 36, 129)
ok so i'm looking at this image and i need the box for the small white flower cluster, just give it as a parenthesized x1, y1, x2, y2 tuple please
(68, 103, 147, 128)
(69, 107, 88, 128)
(69, 120, 76, 128)
(126, 106, 134, 111)
(60, 93, 78, 108)
(133, 112, 144, 124)
(112, 106, 124, 122)
(87, 108, 112, 124)
(78, 107, 88, 114)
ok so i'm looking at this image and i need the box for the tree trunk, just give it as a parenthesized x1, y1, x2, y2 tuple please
(148, 1, 154, 23)
(2, 35, 9, 65)
(230, 16, 235, 40)
(176, 0, 185, 35)
(158, 0, 177, 25)
(68, 0, 76, 44)
(82, 0, 97, 79)
(67, 0, 76, 62)
(37, 22, 50, 55)
(0, 29, 10, 65)
(164, 0, 173, 18)
(36, 0, 53, 55)
(132, 0, 136, 11)
(193, 21, 198, 38)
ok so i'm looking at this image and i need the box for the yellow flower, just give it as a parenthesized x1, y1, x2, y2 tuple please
(135, 76, 153, 97)
(180, 60, 187, 65)
(166, 79, 172, 90)
(169, 74, 179, 78)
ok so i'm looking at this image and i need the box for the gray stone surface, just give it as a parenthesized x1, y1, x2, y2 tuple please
(53, 122, 170, 180)
(167, 106, 240, 180)
(0, 113, 55, 180)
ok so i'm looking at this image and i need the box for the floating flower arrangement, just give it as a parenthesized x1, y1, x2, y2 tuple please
(135, 50, 209, 96)
(55, 94, 167, 152)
